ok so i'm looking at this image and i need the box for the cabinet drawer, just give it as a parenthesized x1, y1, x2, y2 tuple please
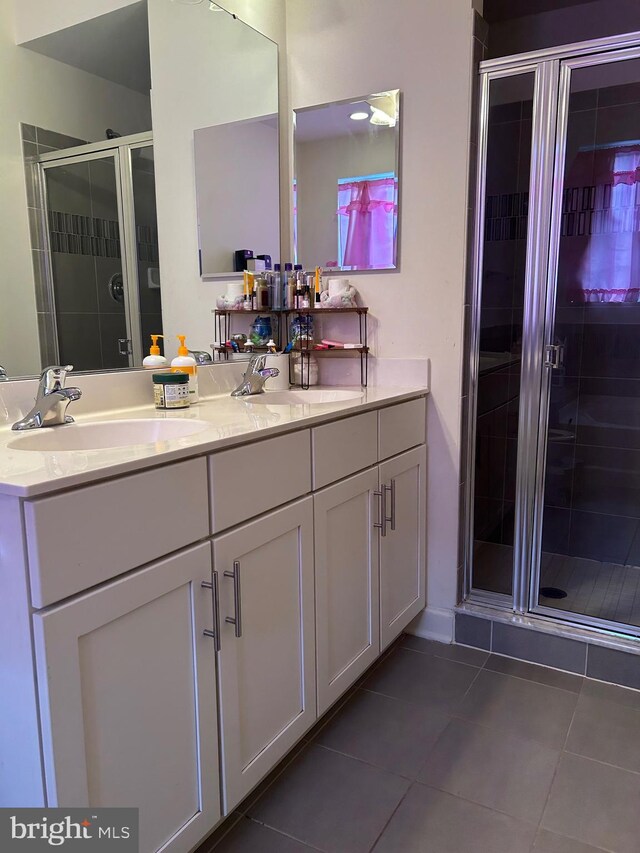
(378, 398, 426, 461)
(312, 411, 378, 490)
(25, 458, 209, 609)
(209, 430, 311, 533)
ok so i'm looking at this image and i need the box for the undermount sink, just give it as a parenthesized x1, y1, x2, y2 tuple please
(7, 418, 211, 452)
(244, 389, 364, 406)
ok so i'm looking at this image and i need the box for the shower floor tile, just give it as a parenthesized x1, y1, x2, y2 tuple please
(473, 540, 640, 628)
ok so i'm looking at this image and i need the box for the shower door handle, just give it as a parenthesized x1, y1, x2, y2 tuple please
(544, 344, 564, 370)
(118, 338, 133, 356)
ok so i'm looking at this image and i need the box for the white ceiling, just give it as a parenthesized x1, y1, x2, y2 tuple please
(21, 1, 151, 95)
(295, 97, 397, 143)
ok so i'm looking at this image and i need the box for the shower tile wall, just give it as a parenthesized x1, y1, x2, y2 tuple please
(471, 76, 534, 596)
(543, 79, 640, 571)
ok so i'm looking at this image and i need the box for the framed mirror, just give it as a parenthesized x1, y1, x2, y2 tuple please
(293, 90, 400, 273)
(0, 0, 279, 380)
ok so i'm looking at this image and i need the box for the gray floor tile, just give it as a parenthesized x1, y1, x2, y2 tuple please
(533, 828, 608, 853)
(363, 648, 479, 712)
(236, 742, 307, 815)
(401, 635, 489, 667)
(484, 654, 583, 693)
(581, 677, 640, 711)
(542, 753, 640, 853)
(315, 689, 450, 778)
(456, 669, 578, 749)
(372, 784, 536, 853)
(418, 718, 559, 822)
(248, 744, 409, 853)
(566, 693, 640, 773)
(213, 817, 315, 852)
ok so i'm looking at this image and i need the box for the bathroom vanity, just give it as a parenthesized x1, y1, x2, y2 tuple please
(0, 377, 427, 853)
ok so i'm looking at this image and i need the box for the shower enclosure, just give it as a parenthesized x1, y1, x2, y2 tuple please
(465, 31, 640, 638)
(33, 132, 160, 370)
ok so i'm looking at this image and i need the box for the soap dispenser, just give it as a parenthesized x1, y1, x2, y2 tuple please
(171, 335, 199, 403)
(142, 334, 168, 368)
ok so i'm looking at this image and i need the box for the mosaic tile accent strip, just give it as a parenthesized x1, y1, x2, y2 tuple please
(46, 210, 159, 261)
(484, 191, 529, 242)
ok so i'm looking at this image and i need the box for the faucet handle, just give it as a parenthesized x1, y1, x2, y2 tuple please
(40, 364, 74, 394)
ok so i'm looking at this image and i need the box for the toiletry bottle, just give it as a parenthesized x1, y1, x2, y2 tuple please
(271, 263, 282, 310)
(171, 335, 199, 402)
(283, 262, 294, 308)
(143, 334, 168, 368)
(255, 274, 270, 310)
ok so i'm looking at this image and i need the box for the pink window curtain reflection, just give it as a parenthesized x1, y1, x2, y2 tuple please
(337, 176, 397, 269)
(567, 144, 640, 303)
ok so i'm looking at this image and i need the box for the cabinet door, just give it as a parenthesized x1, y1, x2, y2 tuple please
(314, 469, 380, 715)
(213, 497, 315, 814)
(33, 543, 220, 853)
(379, 446, 427, 649)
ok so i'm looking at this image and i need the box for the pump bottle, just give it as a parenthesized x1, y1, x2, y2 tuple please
(171, 335, 199, 402)
(142, 334, 168, 368)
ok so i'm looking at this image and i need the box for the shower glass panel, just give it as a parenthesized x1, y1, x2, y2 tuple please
(131, 146, 162, 353)
(44, 154, 129, 371)
(535, 56, 640, 627)
(471, 72, 535, 597)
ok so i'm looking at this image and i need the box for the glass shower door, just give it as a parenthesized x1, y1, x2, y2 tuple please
(533, 53, 640, 631)
(43, 152, 131, 370)
(469, 71, 536, 598)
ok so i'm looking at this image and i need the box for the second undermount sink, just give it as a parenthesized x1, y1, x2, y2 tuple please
(245, 389, 364, 406)
(7, 418, 211, 452)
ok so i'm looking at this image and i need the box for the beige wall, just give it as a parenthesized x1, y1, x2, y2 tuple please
(286, 0, 475, 635)
(0, 3, 152, 377)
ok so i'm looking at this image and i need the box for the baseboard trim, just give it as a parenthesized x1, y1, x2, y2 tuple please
(406, 606, 454, 643)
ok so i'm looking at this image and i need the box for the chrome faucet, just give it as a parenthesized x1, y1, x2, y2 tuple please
(0, 364, 7, 381)
(12, 365, 82, 430)
(231, 354, 279, 397)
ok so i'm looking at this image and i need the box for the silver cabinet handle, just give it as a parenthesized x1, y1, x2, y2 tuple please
(201, 571, 221, 651)
(224, 560, 242, 638)
(388, 479, 396, 531)
(374, 488, 387, 537)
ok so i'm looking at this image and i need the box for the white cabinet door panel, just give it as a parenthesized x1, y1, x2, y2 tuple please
(33, 543, 220, 853)
(314, 469, 380, 715)
(213, 497, 315, 813)
(379, 446, 427, 649)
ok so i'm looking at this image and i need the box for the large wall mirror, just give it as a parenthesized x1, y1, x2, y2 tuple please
(0, 0, 279, 380)
(293, 90, 400, 273)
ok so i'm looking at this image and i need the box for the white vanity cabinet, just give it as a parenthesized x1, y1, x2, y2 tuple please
(379, 446, 427, 649)
(212, 497, 315, 814)
(32, 543, 220, 853)
(314, 468, 380, 715)
(2, 391, 428, 853)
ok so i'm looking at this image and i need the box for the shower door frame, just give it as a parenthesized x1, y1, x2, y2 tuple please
(464, 30, 640, 638)
(35, 131, 153, 368)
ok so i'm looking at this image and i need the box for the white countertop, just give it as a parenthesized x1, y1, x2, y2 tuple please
(0, 385, 427, 498)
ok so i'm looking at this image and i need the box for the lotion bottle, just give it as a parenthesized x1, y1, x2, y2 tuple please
(142, 334, 168, 368)
(171, 335, 199, 403)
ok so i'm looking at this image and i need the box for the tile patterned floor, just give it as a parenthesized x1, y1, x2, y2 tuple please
(200, 636, 640, 853)
(474, 540, 640, 627)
